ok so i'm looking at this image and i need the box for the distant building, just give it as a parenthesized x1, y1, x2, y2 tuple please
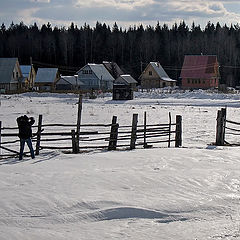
(34, 68, 60, 91)
(20, 65, 36, 90)
(56, 75, 83, 91)
(139, 62, 176, 89)
(180, 55, 220, 89)
(77, 63, 114, 90)
(0, 58, 23, 92)
(113, 74, 138, 100)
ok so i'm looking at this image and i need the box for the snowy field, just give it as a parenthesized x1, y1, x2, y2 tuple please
(1, 90, 240, 239)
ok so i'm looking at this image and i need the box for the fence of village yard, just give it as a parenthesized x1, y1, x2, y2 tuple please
(216, 107, 240, 146)
(0, 95, 182, 158)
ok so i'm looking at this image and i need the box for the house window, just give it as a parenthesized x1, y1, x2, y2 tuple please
(192, 79, 194, 84)
(203, 80, 205, 84)
(149, 71, 152, 76)
(198, 79, 200, 84)
(16, 72, 19, 78)
(187, 79, 190, 84)
(13, 72, 14, 78)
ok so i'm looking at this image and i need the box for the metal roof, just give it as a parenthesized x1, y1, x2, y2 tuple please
(0, 58, 18, 83)
(20, 65, 31, 78)
(35, 68, 58, 83)
(180, 55, 218, 79)
(78, 64, 114, 81)
(115, 74, 137, 84)
(57, 75, 84, 85)
(150, 62, 170, 79)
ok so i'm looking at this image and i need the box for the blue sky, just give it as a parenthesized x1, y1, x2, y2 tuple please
(1, 0, 240, 29)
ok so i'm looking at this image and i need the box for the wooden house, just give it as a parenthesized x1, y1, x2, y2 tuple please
(139, 62, 176, 89)
(0, 58, 23, 92)
(20, 65, 36, 90)
(56, 75, 84, 91)
(180, 55, 220, 89)
(113, 74, 138, 100)
(34, 68, 60, 91)
(77, 63, 114, 91)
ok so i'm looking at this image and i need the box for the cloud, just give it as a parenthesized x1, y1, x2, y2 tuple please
(1, 0, 240, 28)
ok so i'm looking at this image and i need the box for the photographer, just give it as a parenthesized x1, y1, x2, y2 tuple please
(16, 115, 35, 160)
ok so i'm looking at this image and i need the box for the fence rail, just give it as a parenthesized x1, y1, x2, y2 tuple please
(0, 112, 182, 157)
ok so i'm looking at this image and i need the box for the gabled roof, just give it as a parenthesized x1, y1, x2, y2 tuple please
(180, 55, 218, 79)
(115, 74, 137, 84)
(103, 61, 124, 79)
(35, 68, 58, 83)
(20, 65, 31, 78)
(0, 58, 19, 83)
(79, 64, 114, 81)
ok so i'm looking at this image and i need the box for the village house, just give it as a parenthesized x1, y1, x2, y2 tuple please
(180, 55, 220, 89)
(0, 58, 23, 93)
(20, 65, 36, 90)
(113, 74, 138, 100)
(139, 62, 176, 89)
(77, 63, 114, 91)
(34, 68, 60, 91)
(55, 75, 83, 91)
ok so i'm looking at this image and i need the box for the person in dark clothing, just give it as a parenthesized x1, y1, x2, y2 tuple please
(17, 115, 35, 160)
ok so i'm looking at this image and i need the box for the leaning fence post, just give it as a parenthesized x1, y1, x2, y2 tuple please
(76, 94, 82, 153)
(35, 114, 43, 155)
(130, 114, 138, 150)
(108, 116, 119, 151)
(175, 115, 182, 147)
(71, 130, 77, 153)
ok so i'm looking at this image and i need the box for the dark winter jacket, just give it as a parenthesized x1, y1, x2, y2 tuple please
(17, 115, 35, 139)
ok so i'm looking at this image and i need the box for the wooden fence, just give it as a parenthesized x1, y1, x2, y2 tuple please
(216, 107, 240, 146)
(0, 112, 182, 157)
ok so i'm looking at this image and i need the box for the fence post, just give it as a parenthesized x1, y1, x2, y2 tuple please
(35, 114, 43, 155)
(76, 94, 82, 153)
(143, 111, 147, 148)
(71, 130, 77, 153)
(130, 114, 138, 150)
(0, 121, 2, 155)
(216, 108, 226, 146)
(175, 115, 182, 147)
(108, 116, 119, 151)
(168, 112, 172, 148)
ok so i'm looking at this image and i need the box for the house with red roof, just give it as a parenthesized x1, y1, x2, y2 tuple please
(180, 55, 220, 89)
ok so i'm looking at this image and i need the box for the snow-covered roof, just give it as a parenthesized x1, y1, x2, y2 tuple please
(58, 75, 84, 85)
(35, 68, 58, 83)
(150, 62, 176, 82)
(115, 74, 138, 84)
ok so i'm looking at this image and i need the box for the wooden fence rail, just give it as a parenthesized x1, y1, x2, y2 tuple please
(0, 112, 182, 157)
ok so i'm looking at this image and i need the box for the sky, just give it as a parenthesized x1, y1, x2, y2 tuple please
(1, 0, 240, 29)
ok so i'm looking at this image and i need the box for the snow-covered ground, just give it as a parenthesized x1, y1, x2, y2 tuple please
(1, 90, 240, 239)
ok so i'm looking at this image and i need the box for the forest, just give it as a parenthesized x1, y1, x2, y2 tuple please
(1, 21, 240, 86)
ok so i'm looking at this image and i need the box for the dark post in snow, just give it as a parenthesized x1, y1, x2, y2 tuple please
(168, 112, 172, 148)
(175, 115, 182, 147)
(71, 130, 77, 153)
(35, 114, 43, 155)
(143, 111, 147, 148)
(216, 108, 226, 146)
(108, 116, 119, 151)
(130, 113, 138, 150)
(76, 94, 82, 153)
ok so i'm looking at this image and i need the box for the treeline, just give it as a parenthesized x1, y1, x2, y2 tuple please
(1, 21, 240, 85)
